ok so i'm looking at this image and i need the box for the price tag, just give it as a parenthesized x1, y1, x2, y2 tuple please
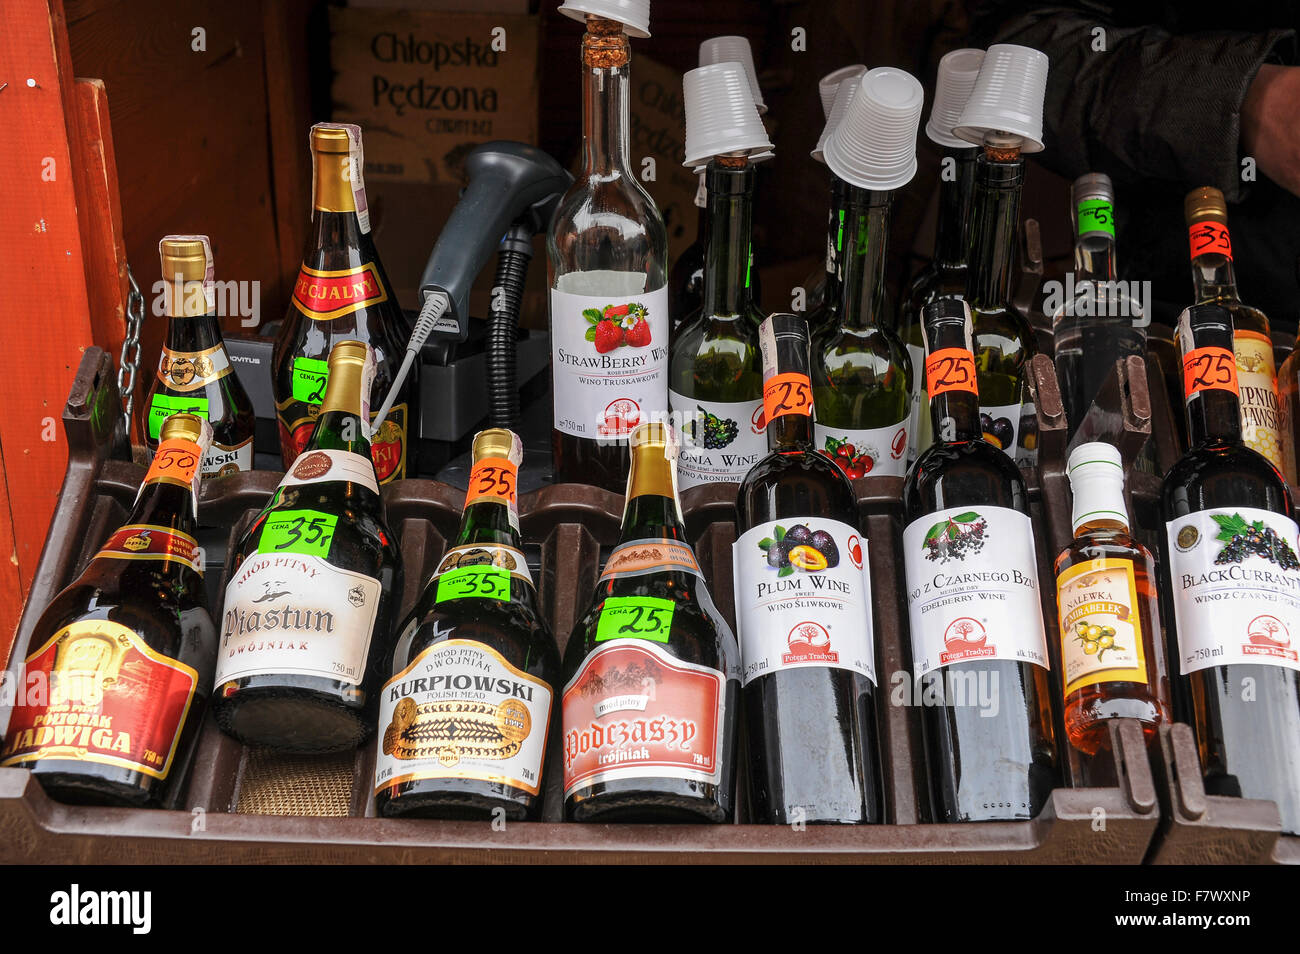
(292, 357, 330, 405)
(145, 437, 201, 487)
(1182, 346, 1239, 398)
(762, 372, 814, 423)
(1076, 199, 1114, 237)
(925, 347, 979, 398)
(1188, 221, 1232, 261)
(258, 509, 339, 558)
(435, 565, 511, 603)
(148, 393, 209, 440)
(466, 456, 518, 508)
(595, 596, 676, 643)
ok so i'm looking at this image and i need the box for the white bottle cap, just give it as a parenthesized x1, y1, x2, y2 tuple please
(682, 62, 773, 168)
(824, 67, 924, 191)
(953, 43, 1048, 153)
(1067, 441, 1128, 534)
(926, 48, 985, 148)
(811, 74, 861, 164)
(559, 0, 651, 38)
(699, 36, 765, 114)
(818, 64, 866, 120)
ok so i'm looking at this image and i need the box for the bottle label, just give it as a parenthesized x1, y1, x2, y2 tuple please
(1056, 557, 1149, 695)
(94, 524, 203, 574)
(668, 392, 767, 488)
(549, 279, 669, 441)
(925, 347, 978, 398)
(562, 638, 725, 797)
(279, 448, 380, 496)
(216, 552, 382, 687)
(279, 402, 408, 484)
(147, 393, 209, 441)
(203, 439, 254, 478)
(0, 619, 198, 780)
(1182, 345, 1239, 399)
(1188, 221, 1232, 261)
(732, 517, 876, 686)
(427, 543, 534, 598)
(693, 170, 707, 209)
(906, 341, 926, 465)
(157, 344, 231, 392)
(598, 537, 703, 582)
(762, 373, 814, 423)
(1234, 330, 1284, 470)
(291, 262, 388, 321)
(466, 455, 520, 528)
(903, 505, 1050, 678)
(1165, 508, 1300, 674)
(979, 402, 1023, 459)
(1076, 199, 1115, 237)
(375, 639, 552, 797)
(815, 421, 909, 478)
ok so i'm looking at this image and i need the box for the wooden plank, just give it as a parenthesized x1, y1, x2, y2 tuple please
(0, 441, 27, 668)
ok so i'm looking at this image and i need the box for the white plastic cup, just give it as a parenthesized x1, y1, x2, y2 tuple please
(811, 74, 861, 165)
(682, 62, 773, 168)
(699, 36, 765, 114)
(558, 0, 651, 38)
(953, 43, 1048, 152)
(824, 66, 924, 191)
(818, 64, 866, 120)
(926, 48, 985, 148)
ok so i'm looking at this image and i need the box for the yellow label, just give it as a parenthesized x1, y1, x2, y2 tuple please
(1235, 330, 1284, 470)
(1056, 557, 1148, 695)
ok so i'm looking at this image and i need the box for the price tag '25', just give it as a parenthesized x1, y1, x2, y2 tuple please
(595, 596, 676, 643)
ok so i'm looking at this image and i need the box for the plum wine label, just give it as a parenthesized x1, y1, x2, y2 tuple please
(814, 420, 909, 479)
(94, 524, 202, 574)
(1056, 557, 1148, 695)
(979, 402, 1022, 458)
(668, 392, 766, 489)
(1166, 507, 1300, 674)
(375, 640, 552, 797)
(0, 619, 198, 779)
(291, 262, 388, 321)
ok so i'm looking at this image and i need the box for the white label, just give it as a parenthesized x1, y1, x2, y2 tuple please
(216, 553, 382, 686)
(202, 438, 254, 478)
(1165, 507, 1300, 674)
(906, 342, 926, 465)
(759, 318, 778, 378)
(550, 275, 669, 440)
(693, 171, 707, 209)
(813, 419, 909, 478)
(732, 517, 876, 686)
(278, 448, 379, 496)
(979, 402, 1022, 460)
(669, 391, 767, 488)
(374, 639, 552, 796)
(903, 505, 1049, 678)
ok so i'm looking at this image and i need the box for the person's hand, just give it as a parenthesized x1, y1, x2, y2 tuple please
(1241, 64, 1300, 198)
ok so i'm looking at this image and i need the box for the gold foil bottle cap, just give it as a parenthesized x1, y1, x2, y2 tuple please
(473, 428, 523, 466)
(630, 420, 671, 449)
(320, 340, 371, 417)
(1185, 186, 1228, 225)
(160, 412, 206, 444)
(311, 123, 357, 155)
(159, 238, 208, 282)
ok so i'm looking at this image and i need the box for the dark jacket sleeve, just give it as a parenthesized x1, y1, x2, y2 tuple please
(969, 4, 1295, 201)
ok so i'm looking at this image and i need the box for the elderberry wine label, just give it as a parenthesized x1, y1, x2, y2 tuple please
(669, 391, 766, 488)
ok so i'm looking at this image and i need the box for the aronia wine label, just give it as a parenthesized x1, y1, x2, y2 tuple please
(668, 391, 766, 488)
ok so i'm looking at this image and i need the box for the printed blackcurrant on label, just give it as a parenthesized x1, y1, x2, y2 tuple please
(669, 391, 766, 488)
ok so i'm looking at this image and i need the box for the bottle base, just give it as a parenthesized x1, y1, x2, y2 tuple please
(377, 783, 534, 822)
(28, 762, 159, 808)
(214, 688, 370, 754)
(566, 781, 729, 824)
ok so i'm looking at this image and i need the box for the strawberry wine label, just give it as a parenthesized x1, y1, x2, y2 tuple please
(814, 422, 909, 479)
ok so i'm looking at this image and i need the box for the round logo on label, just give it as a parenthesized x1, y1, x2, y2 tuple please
(495, 699, 531, 742)
(1175, 525, 1200, 551)
(598, 398, 642, 437)
(890, 426, 907, 460)
(788, 621, 831, 652)
(437, 746, 461, 767)
(123, 530, 152, 552)
(293, 450, 333, 480)
(166, 357, 196, 385)
(1247, 614, 1291, 647)
(943, 617, 987, 651)
(847, 534, 864, 569)
(347, 585, 366, 608)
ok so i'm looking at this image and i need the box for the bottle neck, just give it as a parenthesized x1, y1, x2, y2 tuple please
(925, 320, 982, 443)
(310, 360, 372, 458)
(1075, 516, 1128, 538)
(1075, 233, 1116, 284)
(825, 175, 849, 282)
(765, 334, 816, 452)
(1183, 320, 1245, 446)
(933, 146, 978, 267)
(1189, 242, 1240, 304)
(621, 446, 687, 543)
(580, 24, 633, 179)
(455, 499, 523, 550)
(165, 309, 227, 353)
(702, 159, 756, 319)
(126, 479, 198, 537)
(966, 152, 1024, 309)
(837, 186, 891, 332)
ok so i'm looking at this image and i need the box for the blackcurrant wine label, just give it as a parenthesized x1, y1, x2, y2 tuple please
(95, 524, 202, 573)
(216, 553, 382, 687)
(1165, 507, 1300, 674)
(814, 420, 909, 478)
(903, 505, 1050, 678)
(157, 344, 230, 392)
(598, 537, 703, 582)
(279, 448, 379, 496)
(291, 262, 388, 321)
(732, 517, 876, 686)
(375, 639, 552, 797)
(562, 638, 725, 797)
(0, 619, 198, 780)
(1234, 330, 1284, 470)
(979, 402, 1022, 458)
(427, 543, 534, 598)
(550, 279, 669, 441)
(668, 391, 766, 488)
(1056, 557, 1148, 695)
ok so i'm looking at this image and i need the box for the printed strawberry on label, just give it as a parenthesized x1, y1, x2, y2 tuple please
(624, 318, 652, 348)
(591, 320, 624, 354)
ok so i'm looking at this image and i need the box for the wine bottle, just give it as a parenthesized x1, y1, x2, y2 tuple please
(804, 176, 849, 339)
(213, 340, 403, 753)
(1159, 303, 1300, 835)
(811, 185, 913, 478)
(1, 414, 216, 806)
(669, 156, 766, 489)
(548, 15, 669, 492)
(375, 428, 558, 820)
(1185, 186, 1284, 471)
(145, 236, 256, 477)
(271, 122, 417, 484)
(735, 314, 883, 824)
(902, 298, 1058, 821)
(561, 421, 739, 822)
(1054, 442, 1171, 772)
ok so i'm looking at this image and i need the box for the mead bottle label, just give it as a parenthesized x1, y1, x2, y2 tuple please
(426, 543, 535, 600)
(1056, 557, 1148, 695)
(549, 275, 669, 441)
(279, 448, 379, 495)
(732, 517, 876, 685)
(1234, 330, 1284, 470)
(1165, 507, 1300, 674)
(1, 620, 198, 780)
(668, 391, 766, 488)
(813, 421, 909, 478)
(157, 344, 232, 392)
(562, 639, 725, 798)
(903, 505, 1050, 678)
(375, 639, 552, 797)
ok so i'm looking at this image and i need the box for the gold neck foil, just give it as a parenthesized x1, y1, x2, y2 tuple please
(160, 238, 209, 318)
(473, 428, 519, 463)
(312, 128, 358, 214)
(1184, 186, 1228, 225)
(320, 341, 368, 415)
(626, 423, 678, 500)
(159, 412, 205, 444)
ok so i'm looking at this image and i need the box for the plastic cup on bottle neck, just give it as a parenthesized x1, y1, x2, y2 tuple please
(824, 66, 924, 191)
(926, 48, 985, 148)
(818, 64, 866, 121)
(558, 0, 652, 38)
(811, 74, 862, 164)
(953, 43, 1048, 153)
(682, 62, 772, 168)
(699, 36, 765, 114)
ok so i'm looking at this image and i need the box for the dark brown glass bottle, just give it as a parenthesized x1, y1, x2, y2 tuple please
(213, 341, 403, 753)
(561, 421, 739, 822)
(1, 414, 216, 807)
(376, 428, 558, 820)
(271, 123, 417, 483)
(1158, 303, 1300, 835)
(902, 298, 1059, 822)
(735, 313, 883, 824)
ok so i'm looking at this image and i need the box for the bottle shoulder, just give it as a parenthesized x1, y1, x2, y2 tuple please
(903, 440, 1028, 522)
(737, 449, 860, 529)
(549, 174, 669, 270)
(1054, 531, 1155, 577)
(1160, 442, 1293, 519)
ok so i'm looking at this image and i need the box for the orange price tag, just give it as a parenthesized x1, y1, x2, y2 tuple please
(925, 347, 979, 398)
(762, 372, 814, 422)
(1188, 221, 1232, 261)
(1182, 346, 1239, 398)
(467, 456, 518, 508)
(145, 438, 200, 487)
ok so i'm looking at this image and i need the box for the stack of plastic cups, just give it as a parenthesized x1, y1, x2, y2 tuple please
(558, 0, 652, 37)
(682, 62, 773, 170)
(953, 43, 1048, 153)
(925, 48, 985, 148)
(818, 64, 867, 122)
(811, 73, 862, 165)
(823, 66, 925, 192)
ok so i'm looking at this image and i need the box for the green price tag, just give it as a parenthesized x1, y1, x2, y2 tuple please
(292, 357, 330, 405)
(258, 509, 339, 558)
(435, 565, 511, 603)
(1077, 199, 1115, 237)
(595, 596, 675, 643)
(148, 393, 208, 440)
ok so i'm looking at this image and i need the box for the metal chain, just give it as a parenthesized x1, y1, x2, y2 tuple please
(117, 265, 145, 422)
